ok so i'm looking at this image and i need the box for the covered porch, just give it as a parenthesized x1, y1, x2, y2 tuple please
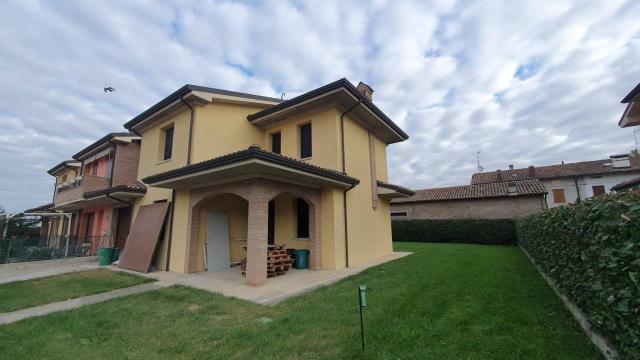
(142, 145, 360, 286)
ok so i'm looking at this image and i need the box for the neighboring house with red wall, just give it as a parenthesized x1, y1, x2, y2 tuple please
(390, 179, 547, 220)
(25, 132, 144, 255)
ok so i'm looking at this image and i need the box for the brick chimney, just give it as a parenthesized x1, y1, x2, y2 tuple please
(357, 81, 374, 101)
(528, 166, 535, 177)
(496, 169, 503, 181)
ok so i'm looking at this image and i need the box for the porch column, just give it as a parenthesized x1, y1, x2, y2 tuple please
(308, 203, 321, 270)
(245, 198, 268, 286)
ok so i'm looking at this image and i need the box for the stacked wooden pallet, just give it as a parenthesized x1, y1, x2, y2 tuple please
(240, 246, 293, 278)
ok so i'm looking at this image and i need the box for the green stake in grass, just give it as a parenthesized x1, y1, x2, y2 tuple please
(358, 284, 367, 351)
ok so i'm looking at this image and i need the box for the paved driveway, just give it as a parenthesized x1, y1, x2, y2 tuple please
(0, 256, 98, 284)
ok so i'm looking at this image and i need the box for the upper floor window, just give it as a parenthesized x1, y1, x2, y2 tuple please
(271, 132, 281, 154)
(592, 185, 605, 197)
(552, 188, 566, 203)
(299, 123, 312, 159)
(61, 174, 67, 182)
(163, 126, 174, 160)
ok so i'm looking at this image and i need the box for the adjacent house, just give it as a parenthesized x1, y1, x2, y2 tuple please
(25, 132, 144, 255)
(471, 154, 640, 208)
(619, 81, 640, 128)
(119, 79, 412, 285)
(390, 179, 547, 220)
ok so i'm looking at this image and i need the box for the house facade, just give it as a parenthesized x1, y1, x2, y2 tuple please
(115, 79, 410, 286)
(390, 179, 547, 220)
(471, 155, 640, 208)
(25, 133, 144, 255)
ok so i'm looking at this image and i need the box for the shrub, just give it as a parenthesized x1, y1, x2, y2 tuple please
(392, 218, 516, 245)
(516, 190, 640, 359)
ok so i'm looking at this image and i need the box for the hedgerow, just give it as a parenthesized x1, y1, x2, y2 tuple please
(516, 190, 640, 359)
(392, 219, 516, 245)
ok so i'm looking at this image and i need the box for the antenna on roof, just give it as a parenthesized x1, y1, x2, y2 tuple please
(476, 150, 484, 173)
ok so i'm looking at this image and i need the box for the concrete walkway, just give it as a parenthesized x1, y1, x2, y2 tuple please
(128, 251, 412, 305)
(0, 282, 166, 325)
(0, 256, 98, 284)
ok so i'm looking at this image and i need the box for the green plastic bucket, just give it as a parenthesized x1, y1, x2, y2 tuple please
(294, 249, 309, 269)
(98, 247, 113, 266)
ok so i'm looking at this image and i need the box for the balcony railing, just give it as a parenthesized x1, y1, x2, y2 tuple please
(54, 175, 110, 205)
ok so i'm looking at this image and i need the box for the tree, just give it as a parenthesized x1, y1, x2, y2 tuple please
(0, 207, 41, 240)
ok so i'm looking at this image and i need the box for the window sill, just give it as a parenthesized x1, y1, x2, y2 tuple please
(300, 157, 313, 161)
(294, 237, 310, 241)
(156, 158, 172, 165)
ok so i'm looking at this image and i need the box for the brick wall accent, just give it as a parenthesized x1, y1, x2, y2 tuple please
(186, 178, 321, 286)
(112, 141, 141, 186)
(391, 195, 545, 220)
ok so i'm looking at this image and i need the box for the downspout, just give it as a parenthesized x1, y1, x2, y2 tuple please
(180, 96, 195, 166)
(108, 143, 117, 187)
(574, 176, 581, 203)
(165, 189, 176, 271)
(340, 99, 363, 268)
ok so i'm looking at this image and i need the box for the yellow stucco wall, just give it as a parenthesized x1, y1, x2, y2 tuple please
(131, 96, 395, 274)
(342, 115, 393, 267)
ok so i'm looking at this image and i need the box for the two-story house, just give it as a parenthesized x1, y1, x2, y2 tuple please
(120, 79, 412, 285)
(471, 154, 640, 208)
(25, 132, 144, 255)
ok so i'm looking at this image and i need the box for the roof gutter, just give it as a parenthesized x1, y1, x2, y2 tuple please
(105, 193, 133, 208)
(340, 99, 363, 268)
(180, 95, 195, 166)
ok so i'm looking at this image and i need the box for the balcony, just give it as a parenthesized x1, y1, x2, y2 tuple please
(54, 175, 110, 206)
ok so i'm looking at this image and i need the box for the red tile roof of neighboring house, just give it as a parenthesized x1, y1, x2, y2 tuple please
(611, 176, 640, 192)
(471, 156, 640, 184)
(391, 179, 546, 204)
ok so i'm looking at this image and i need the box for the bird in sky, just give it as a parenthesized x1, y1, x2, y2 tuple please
(104, 87, 116, 93)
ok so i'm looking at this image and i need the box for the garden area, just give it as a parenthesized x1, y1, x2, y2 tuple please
(0, 243, 599, 359)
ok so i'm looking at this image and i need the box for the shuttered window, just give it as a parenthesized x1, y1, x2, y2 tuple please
(271, 132, 281, 154)
(300, 123, 312, 158)
(163, 126, 174, 160)
(592, 185, 605, 196)
(552, 189, 566, 203)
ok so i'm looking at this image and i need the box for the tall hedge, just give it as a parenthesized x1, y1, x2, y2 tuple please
(516, 190, 640, 359)
(392, 219, 516, 245)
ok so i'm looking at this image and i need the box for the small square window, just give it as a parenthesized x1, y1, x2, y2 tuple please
(592, 185, 605, 197)
(552, 189, 566, 203)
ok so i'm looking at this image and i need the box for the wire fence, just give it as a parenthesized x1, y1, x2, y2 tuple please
(0, 236, 102, 264)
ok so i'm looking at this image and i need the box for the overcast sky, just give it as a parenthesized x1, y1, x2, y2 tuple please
(1, 0, 639, 213)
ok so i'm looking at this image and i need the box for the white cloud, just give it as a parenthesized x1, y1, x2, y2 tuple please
(0, 0, 639, 212)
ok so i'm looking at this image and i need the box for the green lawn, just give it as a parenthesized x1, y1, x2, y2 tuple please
(0, 268, 154, 313)
(0, 243, 601, 359)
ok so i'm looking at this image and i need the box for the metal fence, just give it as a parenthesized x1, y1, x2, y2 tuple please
(0, 236, 103, 264)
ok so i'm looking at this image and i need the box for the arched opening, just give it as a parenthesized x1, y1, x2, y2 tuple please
(268, 192, 312, 251)
(195, 193, 248, 272)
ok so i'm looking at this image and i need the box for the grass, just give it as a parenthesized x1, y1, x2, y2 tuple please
(0, 268, 154, 313)
(0, 243, 601, 359)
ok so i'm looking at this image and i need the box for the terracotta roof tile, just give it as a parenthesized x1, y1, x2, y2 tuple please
(471, 156, 640, 184)
(391, 179, 546, 204)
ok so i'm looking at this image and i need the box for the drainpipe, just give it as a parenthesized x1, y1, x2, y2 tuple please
(180, 96, 195, 166)
(340, 99, 363, 268)
(574, 176, 581, 203)
(165, 189, 176, 271)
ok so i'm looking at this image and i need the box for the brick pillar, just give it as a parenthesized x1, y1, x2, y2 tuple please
(308, 203, 321, 270)
(246, 198, 268, 286)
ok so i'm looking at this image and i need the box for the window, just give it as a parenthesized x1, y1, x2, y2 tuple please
(552, 189, 566, 203)
(163, 126, 174, 160)
(390, 212, 408, 217)
(592, 185, 605, 197)
(91, 162, 98, 176)
(296, 198, 309, 238)
(271, 132, 281, 154)
(61, 174, 67, 182)
(299, 123, 312, 158)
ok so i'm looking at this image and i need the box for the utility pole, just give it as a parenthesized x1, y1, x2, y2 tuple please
(634, 129, 639, 151)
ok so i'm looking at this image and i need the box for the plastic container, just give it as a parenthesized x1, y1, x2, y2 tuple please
(294, 249, 309, 269)
(98, 247, 113, 266)
(111, 248, 120, 262)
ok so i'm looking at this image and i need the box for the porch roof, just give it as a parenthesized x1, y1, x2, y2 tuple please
(142, 145, 360, 189)
(53, 183, 146, 211)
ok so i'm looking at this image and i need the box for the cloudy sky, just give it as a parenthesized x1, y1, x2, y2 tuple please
(1, 0, 639, 212)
